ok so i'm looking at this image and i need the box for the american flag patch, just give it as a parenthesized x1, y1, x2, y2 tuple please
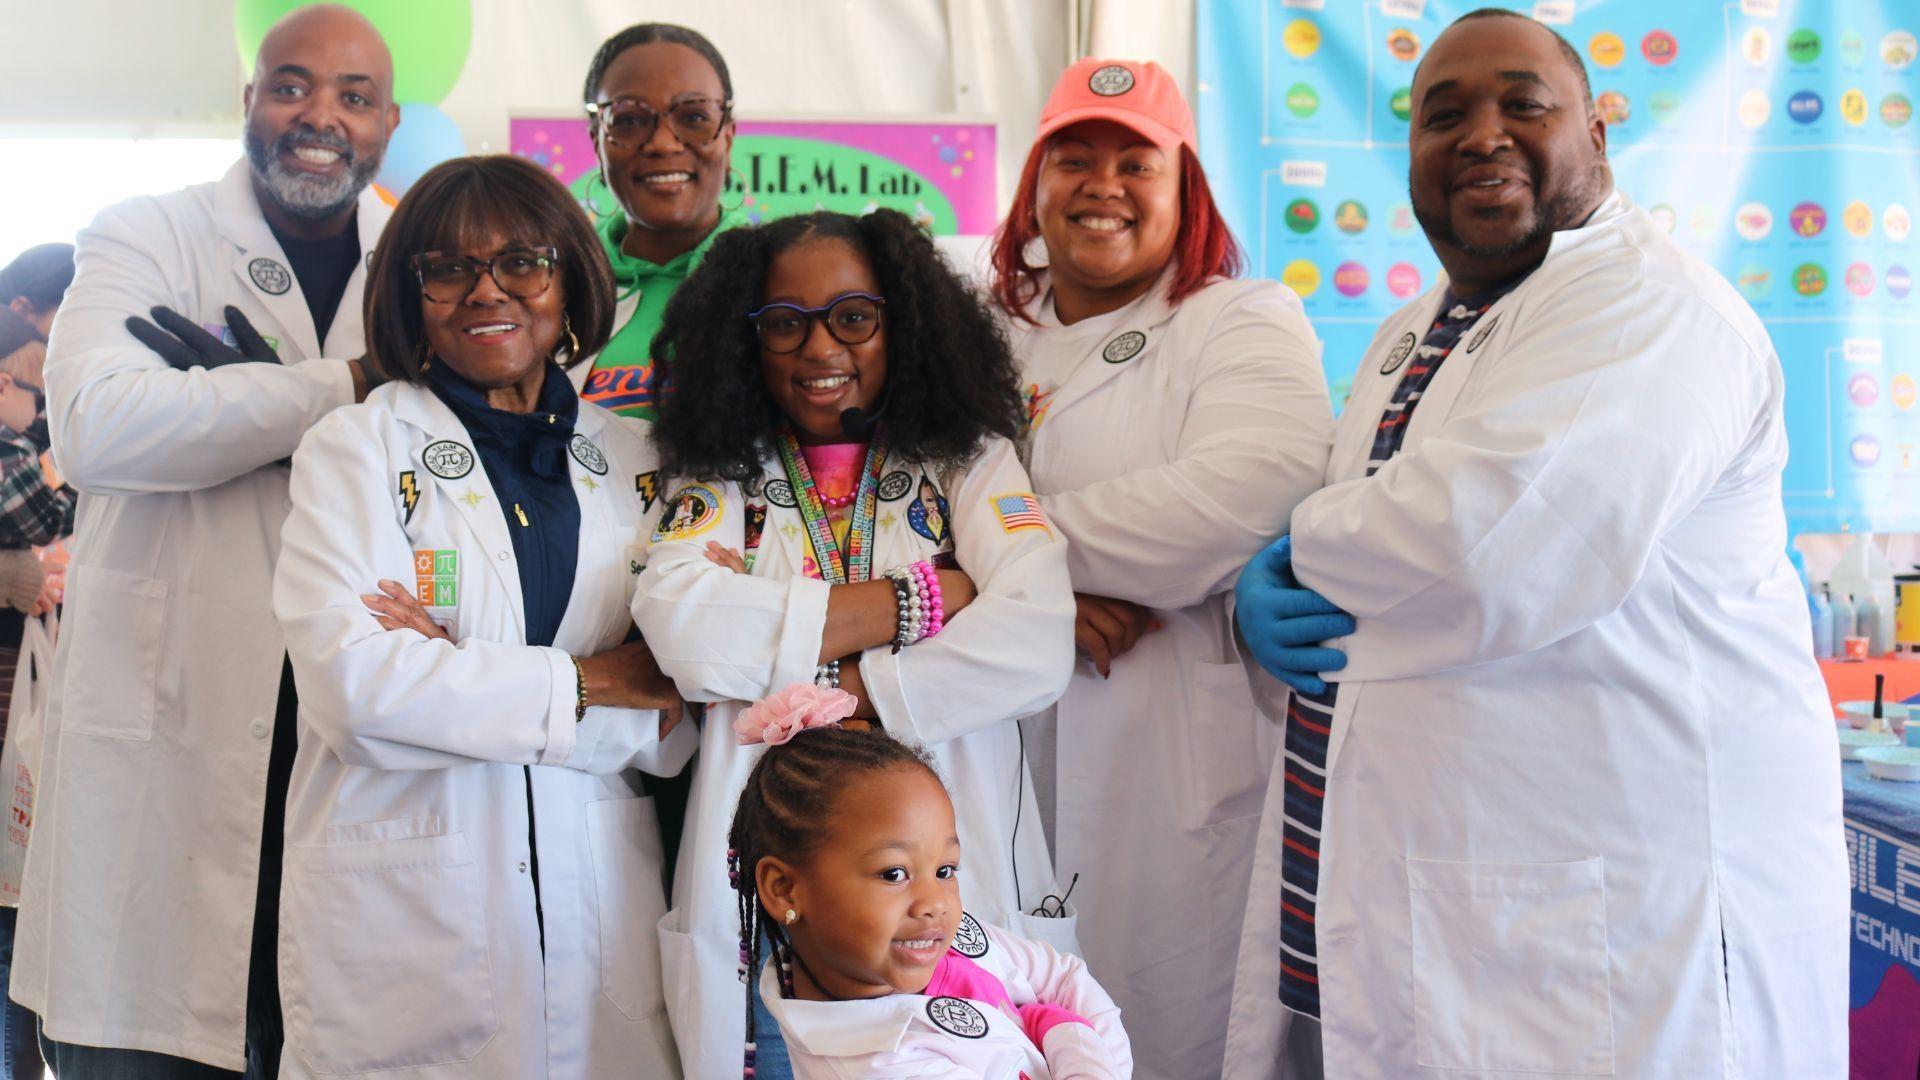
(992, 492, 1049, 534)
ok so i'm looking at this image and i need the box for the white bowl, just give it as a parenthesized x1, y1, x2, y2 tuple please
(1839, 729, 1901, 760)
(1857, 746, 1920, 781)
(1837, 701, 1911, 731)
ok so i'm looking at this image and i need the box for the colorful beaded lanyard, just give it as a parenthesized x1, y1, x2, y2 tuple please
(774, 425, 891, 585)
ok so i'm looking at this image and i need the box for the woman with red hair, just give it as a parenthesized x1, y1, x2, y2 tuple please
(991, 58, 1334, 1078)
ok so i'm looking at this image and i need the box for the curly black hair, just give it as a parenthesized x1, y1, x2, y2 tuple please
(649, 210, 1025, 482)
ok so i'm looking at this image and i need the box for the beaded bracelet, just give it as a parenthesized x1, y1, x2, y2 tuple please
(914, 560, 944, 640)
(885, 565, 924, 652)
(569, 654, 589, 722)
(815, 659, 841, 688)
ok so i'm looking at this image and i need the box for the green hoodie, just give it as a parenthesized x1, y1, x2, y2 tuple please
(582, 208, 747, 420)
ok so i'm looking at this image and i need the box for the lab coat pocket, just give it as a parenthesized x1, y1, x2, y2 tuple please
(587, 796, 670, 1020)
(281, 829, 499, 1074)
(1182, 660, 1267, 830)
(1407, 855, 1615, 1075)
(61, 564, 168, 741)
(1003, 905, 1082, 958)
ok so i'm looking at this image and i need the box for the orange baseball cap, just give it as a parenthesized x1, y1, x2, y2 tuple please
(1037, 58, 1196, 152)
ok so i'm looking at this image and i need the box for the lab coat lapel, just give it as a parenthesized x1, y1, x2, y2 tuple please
(317, 186, 390, 357)
(1397, 289, 1517, 448)
(213, 160, 322, 363)
(553, 409, 615, 650)
(389, 384, 526, 638)
(1020, 270, 1180, 423)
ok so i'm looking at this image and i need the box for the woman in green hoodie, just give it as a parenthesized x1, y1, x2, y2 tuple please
(579, 24, 747, 420)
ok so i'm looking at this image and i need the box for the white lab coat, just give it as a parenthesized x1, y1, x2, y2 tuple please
(633, 436, 1079, 1078)
(764, 915, 1133, 1079)
(13, 159, 382, 1068)
(271, 379, 696, 1078)
(1006, 272, 1331, 1078)
(1225, 193, 1849, 1078)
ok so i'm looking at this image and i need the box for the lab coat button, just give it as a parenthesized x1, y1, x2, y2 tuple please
(497, 551, 510, 562)
(517, 861, 529, 874)
(249, 718, 270, 739)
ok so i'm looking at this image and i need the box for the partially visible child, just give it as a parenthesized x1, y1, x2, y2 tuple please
(726, 683, 1132, 1079)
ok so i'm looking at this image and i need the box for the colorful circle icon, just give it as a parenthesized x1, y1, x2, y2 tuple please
(1886, 204, 1912, 242)
(1387, 28, 1421, 62)
(1787, 28, 1822, 64)
(1389, 86, 1413, 121)
(1790, 201, 1827, 238)
(1739, 89, 1770, 128)
(1334, 200, 1369, 234)
(1649, 91, 1681, 124)
(1883, 93, 1914, 127)
(1689, 206, 1719, 237)
(1883, 30, 1917, 69)
(1736, 265, 1771, 300)
(1596, 90, 1630, 125)
(1895, 374, 1918, 410)
(1389, 203, 1417, 234)
(1285, 198, 1320, 234)
(1852, 434, 1882, 467)
(1844, 202, 1874, 237)
(1742, 28, 1771, 66)
(1282, 259, 1321, 298)
(1386, 262, 1422, 298)
(1888, 264, 1913, 299)
(1642, 30, 1678, 66)
(1735, 202, 1773, 241)
(1841, 32, 1866, 65)
(1794, 262, 1829, 296)
(1334, 262, 1370, 298)
(1649, 205, 1677, 233)
(1589, 32, 1625, 68)
(1787, 90, 1823, 124)
(1842, 89, 1869, 126)
(1283, 19, 1321, 59)
(1847, 262, 1876, 297)
(1851, 373, 1881, 407)
(1286, 82, 1320, 119)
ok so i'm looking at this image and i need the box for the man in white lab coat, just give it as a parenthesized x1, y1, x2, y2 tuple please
(1227, 10, 1849, 1079)
(11, 7, 397, 1077)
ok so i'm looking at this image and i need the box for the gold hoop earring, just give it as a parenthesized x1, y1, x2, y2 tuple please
(720, 166, 747, 213)
(418, 339, 432, 373)
(584, 169, 611, 219)
(557, 316, 581, 362)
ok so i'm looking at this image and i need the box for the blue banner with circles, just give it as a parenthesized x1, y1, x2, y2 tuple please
(1198, 0, 1920, 534)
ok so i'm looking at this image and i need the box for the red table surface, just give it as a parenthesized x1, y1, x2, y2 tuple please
(1820, 656, 1920, 712)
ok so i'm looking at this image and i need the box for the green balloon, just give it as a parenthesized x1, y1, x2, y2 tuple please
(234, 0, 472, 104)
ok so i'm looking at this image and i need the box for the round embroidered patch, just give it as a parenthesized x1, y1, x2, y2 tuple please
(568, 434, 608, 475)
(249, 258, 292, 295)
(926, 996, 989, 1039)
(1088, 64, 1135, 97)
(951, 912, 989, 958)
(1466, 313, 1502, 353)
(1103, 330, 1147, 364)
(421, 440, 474, 480)
(654, 483, 723, 541)
(1379, 331, 1417, 375)
(765, 479, 798, 508)
(877, 470, 914, 502)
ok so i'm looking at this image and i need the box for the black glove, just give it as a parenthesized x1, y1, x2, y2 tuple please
(126, 305, 281, 370)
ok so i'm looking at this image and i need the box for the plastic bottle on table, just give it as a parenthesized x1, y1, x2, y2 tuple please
(1812, 587, 1834, 659)
(1832, 591, 1857, 656)
(1861, 593, 1890, 655)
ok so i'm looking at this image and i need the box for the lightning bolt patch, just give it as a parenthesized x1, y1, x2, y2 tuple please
(636, 470, 659, 513)
(399, 470, 420, 525)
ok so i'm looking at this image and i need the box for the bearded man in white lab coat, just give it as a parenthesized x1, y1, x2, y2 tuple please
(11, 7, 397, 1077)
(1226, 9, 1849, 1079)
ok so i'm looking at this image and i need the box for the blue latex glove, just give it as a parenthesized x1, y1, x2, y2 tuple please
(1235, 535, 1354, 695)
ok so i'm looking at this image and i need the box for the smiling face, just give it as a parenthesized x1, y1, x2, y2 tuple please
(1409, 15, 1610, 291)
(1034, 120, 1181, 314)
(418, 227, 566, 400)
(771, 764, 961, 999)
(758, 237, 888, 444)
(242, 6, 398, 231)
(592, 41, 734, 262)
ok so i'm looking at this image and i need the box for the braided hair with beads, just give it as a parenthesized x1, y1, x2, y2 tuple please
(725, 724, 939, 1078)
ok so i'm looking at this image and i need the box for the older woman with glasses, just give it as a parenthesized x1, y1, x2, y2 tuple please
(271, 155, 694, 1079)
(576, 22, 744, 420)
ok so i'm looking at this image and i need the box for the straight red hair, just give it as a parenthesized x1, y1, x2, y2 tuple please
(989, 140, 1246, 322)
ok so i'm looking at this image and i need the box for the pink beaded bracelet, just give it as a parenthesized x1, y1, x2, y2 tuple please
(915, 560, 944, 639)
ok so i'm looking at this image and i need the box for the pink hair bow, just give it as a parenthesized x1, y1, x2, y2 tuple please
(733, 683, 859, 746)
